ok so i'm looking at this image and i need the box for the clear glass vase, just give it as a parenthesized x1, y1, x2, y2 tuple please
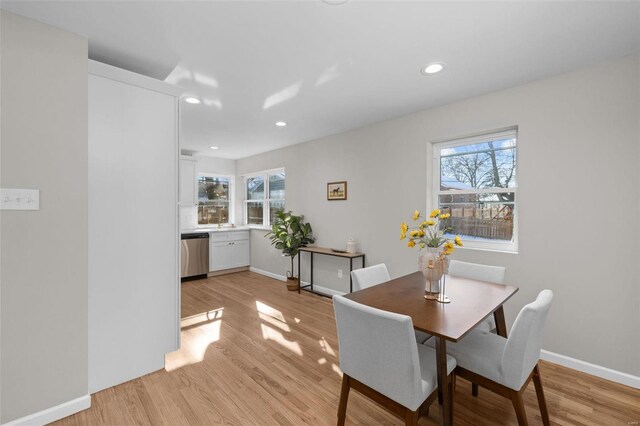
(418, 246, 448, 295)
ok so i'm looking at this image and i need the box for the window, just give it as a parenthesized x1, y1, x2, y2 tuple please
(430, 128, 517, 252)
(244, 169, 285, 227)
(198, 174, 233, 225)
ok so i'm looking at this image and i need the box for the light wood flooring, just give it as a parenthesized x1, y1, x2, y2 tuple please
(54, 272, 640, 425)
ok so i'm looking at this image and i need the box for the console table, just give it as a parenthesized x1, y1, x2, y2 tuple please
(297, 247, 365, 296)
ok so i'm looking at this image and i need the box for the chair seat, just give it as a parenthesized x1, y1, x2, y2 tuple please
(424, 330, 511, 388)
(416, 344, 457, 404)
(415, 330, 432, 344)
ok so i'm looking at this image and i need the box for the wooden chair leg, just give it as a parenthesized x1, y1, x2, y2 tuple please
(337, 375, 350, 426)
(472, 383, 479, 396)
(404, 409, 419, 426)
(533, 365, 550, 426)
(510, 390, 528, 426)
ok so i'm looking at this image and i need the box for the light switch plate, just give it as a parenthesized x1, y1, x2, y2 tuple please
(1, 188, 40, 210)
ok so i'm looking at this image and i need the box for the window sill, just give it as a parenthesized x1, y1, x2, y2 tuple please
(246, 225, 272, 231)
(457, 245, 518, 255)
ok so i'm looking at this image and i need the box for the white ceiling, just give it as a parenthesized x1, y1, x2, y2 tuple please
(3, 1, 639, 159)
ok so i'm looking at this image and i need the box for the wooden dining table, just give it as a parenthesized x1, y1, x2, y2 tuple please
(344, 271, 518, 426)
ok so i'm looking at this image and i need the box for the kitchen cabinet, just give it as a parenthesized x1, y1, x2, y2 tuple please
(180, 158, 197, 206)
(209, 230, 250, 272)
(209, 240, 233, 271)
(231, 239, 250, 267)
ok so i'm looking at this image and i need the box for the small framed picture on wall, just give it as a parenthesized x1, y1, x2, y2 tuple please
(327, 181, 347, 200)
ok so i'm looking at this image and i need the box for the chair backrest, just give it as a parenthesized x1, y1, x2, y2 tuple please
(501, 290, 554, 389)
(333, 295, 423, 409)
(448, 260, 506, 284)
(350, 263, 390, 291)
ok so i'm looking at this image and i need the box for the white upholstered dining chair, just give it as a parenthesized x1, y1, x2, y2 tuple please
(448, 260, 506, 333)
(351, 264, 431, 343)
(333, 295, 456, 425)
(426, 289, 553, 425)
(350, 263, 389, 291)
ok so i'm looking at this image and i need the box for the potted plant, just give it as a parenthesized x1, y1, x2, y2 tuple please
(266, 210, 315, 291)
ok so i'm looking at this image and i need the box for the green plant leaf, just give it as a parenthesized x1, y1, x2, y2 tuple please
(266, 210, 315, 274)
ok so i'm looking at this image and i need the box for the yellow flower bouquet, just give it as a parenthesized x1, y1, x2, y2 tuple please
(400, 209, 462, 253)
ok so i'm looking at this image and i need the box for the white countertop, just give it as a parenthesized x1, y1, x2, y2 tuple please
(181, 226, 251, 235)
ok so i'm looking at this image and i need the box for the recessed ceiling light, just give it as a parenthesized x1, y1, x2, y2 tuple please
(322, 0, 349, 4)
(184, 97, 201, 104)
(275, 121, 287, 127)
(421, 63, 445, 75)
(210, 146, 219, 150)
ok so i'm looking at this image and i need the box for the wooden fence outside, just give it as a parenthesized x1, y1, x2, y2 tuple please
(443, 206, 513, 241)
(448, 217, 513, 241)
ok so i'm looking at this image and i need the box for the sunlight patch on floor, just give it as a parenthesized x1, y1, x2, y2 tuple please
(319, 337, 337, 357)
(181, 308, 224, 328)
(256, 300, 286, 322)
(332, 363, 343, 377)
(256, 300, 303, 356)
(319, 339, 341, 376)
(259, 312, 291, 332)
(165, 309, 223, 372)
(260, 323, 303, 356)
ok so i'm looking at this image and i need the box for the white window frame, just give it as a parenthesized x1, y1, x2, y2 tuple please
(197, 173, 235, 226)
(243, 167, 285, 228)
(427, 127, 518, 253)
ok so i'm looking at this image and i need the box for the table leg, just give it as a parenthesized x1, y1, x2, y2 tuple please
(349, 258, 353, 293)
(435, 337, 452, 425)
(494, 305, 508, 338)
(298, 252, 301, 294)
(310, 252, 314, 292)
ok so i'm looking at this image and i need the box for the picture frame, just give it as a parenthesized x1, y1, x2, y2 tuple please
(327, 181, 347, 201)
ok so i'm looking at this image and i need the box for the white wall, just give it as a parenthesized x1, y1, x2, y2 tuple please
(238, 54, 640, 378)
(196, 154, 236, 176)
(88, 63, 180, 394)
(0, 11, 89, 422)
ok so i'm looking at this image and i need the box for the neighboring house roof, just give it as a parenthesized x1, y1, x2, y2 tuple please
(440, 178, 473, 190)
(247, 179, 284, 195)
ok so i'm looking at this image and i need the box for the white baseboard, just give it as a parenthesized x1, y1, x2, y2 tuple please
(249, 269, 346, 296)
(300, 281, 346, 297)
(2, 395, 91, 426)
(250, 267, 286, 281)
(541, 349, 640, 389)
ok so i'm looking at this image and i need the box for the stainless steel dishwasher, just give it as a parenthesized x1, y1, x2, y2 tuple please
(180, 233, 209, 280)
